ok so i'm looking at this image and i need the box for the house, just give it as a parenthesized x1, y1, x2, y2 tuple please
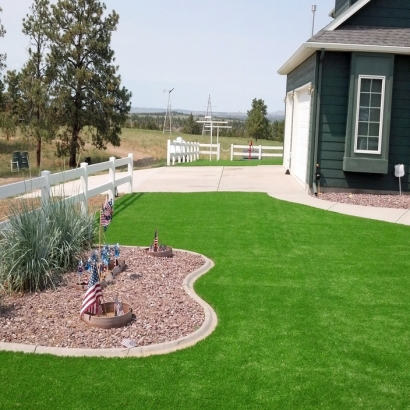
(278, 0, 410, 194)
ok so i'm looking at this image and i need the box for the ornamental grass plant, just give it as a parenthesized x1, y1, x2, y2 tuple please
(0, 195, 95, 293)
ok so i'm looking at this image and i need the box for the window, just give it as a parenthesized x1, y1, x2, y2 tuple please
(354, 76, 385, 154)
(343, 53, 394, 174)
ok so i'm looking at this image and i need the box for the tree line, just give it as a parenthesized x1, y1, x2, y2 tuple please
(0, 0, 131, 168)
(129, 102, 284, 142)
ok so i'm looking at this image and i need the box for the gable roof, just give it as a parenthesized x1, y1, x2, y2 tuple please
(278, 0, 410, 75)
(325, 0, 371, 31)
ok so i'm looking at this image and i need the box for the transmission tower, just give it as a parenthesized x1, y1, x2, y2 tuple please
(163, 88, 174, 134)
(202, 94, 213, 137)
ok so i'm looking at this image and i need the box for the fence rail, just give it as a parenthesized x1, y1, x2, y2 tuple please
(230, 144, 283, 161)
(167, 139, 200, 166)
(199, 143, 220, 161)
(0, 154, 134, 229)
(167, 138, 222, 165)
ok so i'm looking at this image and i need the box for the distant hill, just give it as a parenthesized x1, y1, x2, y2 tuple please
(131, 107, 284, 121)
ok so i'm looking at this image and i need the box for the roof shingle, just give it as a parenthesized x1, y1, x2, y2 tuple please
(308, 26, 410, 48)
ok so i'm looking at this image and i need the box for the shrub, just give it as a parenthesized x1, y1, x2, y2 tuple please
(0, 196, 95, 293)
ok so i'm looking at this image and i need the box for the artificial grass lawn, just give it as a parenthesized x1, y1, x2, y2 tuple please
(1, 192, 410, 409)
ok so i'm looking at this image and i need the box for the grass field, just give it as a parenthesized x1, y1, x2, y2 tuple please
(1, 192, 410, 409)
(0, 128, 282, 178)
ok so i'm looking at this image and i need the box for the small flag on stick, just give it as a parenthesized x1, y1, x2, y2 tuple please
(154, 229, 158, 251)
(100, 199, 113, 231)
(80, 263, 103, 315)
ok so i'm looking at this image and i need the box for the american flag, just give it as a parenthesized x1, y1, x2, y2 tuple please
(100, 199, 113, 230)
(100, 209, 110, 229)
(106, 198, 113, 213)
(154, 229, 158, 251)
(80, 263, 103, 315)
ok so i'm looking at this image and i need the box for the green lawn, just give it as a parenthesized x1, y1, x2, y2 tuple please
(1, 192, 410, 409)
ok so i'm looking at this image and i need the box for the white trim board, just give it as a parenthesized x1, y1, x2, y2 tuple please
(278, 42, 410, 75)
(325, 0, 372, 31)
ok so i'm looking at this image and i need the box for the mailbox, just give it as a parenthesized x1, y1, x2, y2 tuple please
(395, 164, 405, 177)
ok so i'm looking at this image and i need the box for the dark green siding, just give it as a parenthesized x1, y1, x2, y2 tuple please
(286, 54, 316, 93)
(387, 55, 410, 192)
(318, 53, 410, 192)
(317, 52, 350, 189)
(335, 0, 358, 18)
(342, 0, 410, 28)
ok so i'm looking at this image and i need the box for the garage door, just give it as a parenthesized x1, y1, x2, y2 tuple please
(292, 87, 311, 186)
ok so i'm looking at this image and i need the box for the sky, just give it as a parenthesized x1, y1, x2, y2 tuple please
(0, 0, 334, 113)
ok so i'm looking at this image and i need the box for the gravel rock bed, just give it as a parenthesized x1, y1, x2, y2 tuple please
(0, 247, 206, 349)
(313, 192, 410, 209)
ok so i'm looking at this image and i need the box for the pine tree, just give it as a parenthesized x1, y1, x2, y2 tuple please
(48, 0, 131, 167)
(19, 0, 57, 166)
(245, 98, 270, 143)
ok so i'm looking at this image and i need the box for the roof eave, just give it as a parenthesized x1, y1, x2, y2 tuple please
(278, 42, 410, 75)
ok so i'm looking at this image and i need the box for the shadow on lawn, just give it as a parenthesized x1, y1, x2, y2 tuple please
(113, 193, 145, 219)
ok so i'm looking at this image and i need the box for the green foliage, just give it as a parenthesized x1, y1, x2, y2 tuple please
(130, 114, 161, 130)
(0, 7, 5, 72)
(219, 119, 246, 138)
(19, 0, 58, 167)
(245, 98, 270, 142)
(271, 119, 284, 142)
(0, 196, 95, 293)
(47, 0, 132, 167)
(0, 71, 21, 140)
(182, 113, 201, 135)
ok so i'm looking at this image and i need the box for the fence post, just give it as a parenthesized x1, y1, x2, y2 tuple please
(167, 139, 171, 166)
(259, 145, 262, 160)
(127, 153, 133, 193)
(40, 170, 51, 205)
(80, 162, 88, 214)
(217, 143, 220, 161)
(230, 144, 233, 161)
(109, 156, 116, 201)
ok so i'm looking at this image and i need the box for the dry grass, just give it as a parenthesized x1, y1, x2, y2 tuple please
(0, 127, 281, 178)
(0, 194, 109, 224)
(0, 128, 280, 221)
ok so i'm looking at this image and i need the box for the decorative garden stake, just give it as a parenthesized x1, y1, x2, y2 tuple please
(146, 229, 174, 257)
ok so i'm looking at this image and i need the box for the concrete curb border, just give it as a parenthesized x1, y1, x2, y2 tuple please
(0, 250, 217, 358)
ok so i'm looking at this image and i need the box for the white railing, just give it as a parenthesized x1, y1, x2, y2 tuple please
(167, 139, 200, 165)
(230, 144, 283, 161)
(199, 143, 220, 161)
(0, 154, 134, 229)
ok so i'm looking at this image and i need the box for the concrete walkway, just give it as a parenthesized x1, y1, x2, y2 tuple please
(126, 165, 410, 225)
(25, 164, 410, 225)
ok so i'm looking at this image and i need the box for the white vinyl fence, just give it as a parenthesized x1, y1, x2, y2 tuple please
(0, 154, 134, 229)
(230, 144, 283, 161)
(198, 143, 220, 161)
(167, 138, 221, 165)
(167, 138, 200, 166)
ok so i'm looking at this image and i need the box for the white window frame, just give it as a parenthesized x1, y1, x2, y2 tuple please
(354, 75, 385, 155)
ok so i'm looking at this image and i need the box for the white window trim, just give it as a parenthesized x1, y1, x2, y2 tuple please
(354, 75, 385, 155)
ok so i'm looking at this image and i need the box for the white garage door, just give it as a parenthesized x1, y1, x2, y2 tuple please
(293, 86, 311, 186)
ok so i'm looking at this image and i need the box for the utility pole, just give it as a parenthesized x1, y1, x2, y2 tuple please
(311, 5, 317, 37)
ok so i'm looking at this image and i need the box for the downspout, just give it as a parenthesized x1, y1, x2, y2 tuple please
(312, 48, 325, 195)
